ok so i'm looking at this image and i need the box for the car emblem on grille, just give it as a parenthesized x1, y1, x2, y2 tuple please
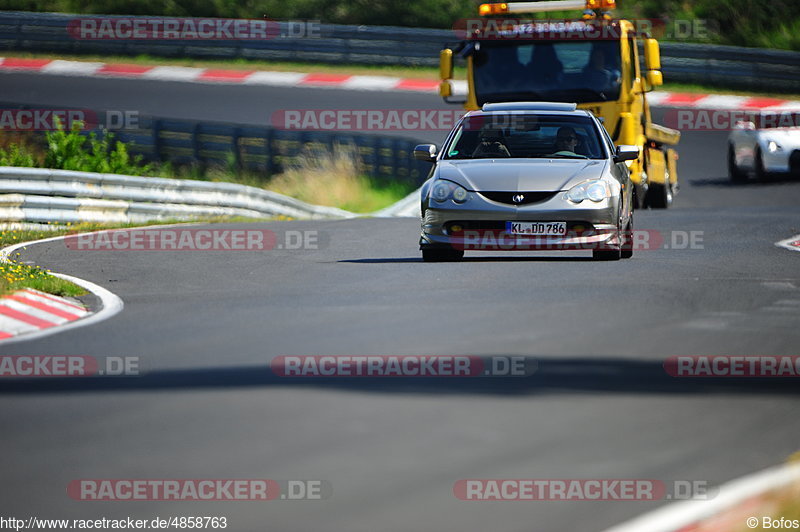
(512, 194, 525, 204)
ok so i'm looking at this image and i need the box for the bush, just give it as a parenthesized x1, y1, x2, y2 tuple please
(6, 0, 800, 49)
(0, 144, 36, 167)
(43, 121, 152, 175)
(0, 121, 152, 175)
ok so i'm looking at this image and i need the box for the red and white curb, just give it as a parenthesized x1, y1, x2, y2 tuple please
(0, 57, 442, 92)
(0, 288, 88, 339)
(0, 235, 123, 343)
(2, 57, 800, 110)
(775, 234, 800, 253)
(603, 461, 800, 532)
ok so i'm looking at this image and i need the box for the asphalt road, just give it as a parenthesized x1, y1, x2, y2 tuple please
(0, 72, 799, 532)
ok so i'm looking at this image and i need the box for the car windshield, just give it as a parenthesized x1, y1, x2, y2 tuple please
(472, 41, 622, 105)
(444, 113, 607, 160)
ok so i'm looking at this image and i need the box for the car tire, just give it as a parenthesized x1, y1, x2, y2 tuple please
(593, 248, 621, 261)
(728, 145, 747, 183)
(621, 217, 633, 259)
(422, 248, 464, 262)
(755, 148, 770, 182)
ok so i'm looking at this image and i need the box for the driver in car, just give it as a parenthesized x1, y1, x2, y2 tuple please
(582, 47, 621, 93)
(552, 126, 580, 155)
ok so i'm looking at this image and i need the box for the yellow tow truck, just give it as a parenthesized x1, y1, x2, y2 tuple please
(439, 0, 680, 207)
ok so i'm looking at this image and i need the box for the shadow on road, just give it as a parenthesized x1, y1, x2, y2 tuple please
(690, 175, 800, 187)
(340, 256, 595, 263)
(2, 357, 799, 396)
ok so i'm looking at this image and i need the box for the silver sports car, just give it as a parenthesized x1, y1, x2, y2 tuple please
(415, 102, 638, 262)
(728, 118, 800, 182)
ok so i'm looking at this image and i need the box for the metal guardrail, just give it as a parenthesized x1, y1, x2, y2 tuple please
(0, 102, 434, 185)
(1, 11, 799, 91)
(0, 11, 451, 67)
(656, 42, 800, 93)
(0, 167, 357, 224)
(110, 116, 430, 183)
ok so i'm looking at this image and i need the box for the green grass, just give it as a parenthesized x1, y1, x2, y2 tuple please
(0, 228, 84, 296)
(0, 125, 414, 213)
(0, 218, 273, 297)
(341, 178, 414, 213)
(265, 145, 416, 212)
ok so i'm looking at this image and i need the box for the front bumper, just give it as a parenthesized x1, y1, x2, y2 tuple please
(762, 148, 800, 173)
(420, 191, 623, 251)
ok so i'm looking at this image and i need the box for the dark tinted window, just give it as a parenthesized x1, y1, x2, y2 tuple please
(444, 113, 607, 160)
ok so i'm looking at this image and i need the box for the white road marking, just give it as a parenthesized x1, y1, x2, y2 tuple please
(603, 462, 800, 532)
(775, 234, 800, 253)
(342, 75, 403, 90)
(142, 66, 205, 81)
(243, 71, 308, 86)
(41, 60, 104, 76)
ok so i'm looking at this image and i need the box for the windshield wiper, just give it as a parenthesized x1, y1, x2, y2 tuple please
(546, 154, 587, 159)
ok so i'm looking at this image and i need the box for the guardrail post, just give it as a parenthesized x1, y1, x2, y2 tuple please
(193, 123, 201, 164)
(152, 119, 162, 161)
(265, 129, 276, 177)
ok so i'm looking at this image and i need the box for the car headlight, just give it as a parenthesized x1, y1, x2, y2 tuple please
(452, 187, 469, 203)
(767, 140, 782, 153)
(432, 182, 451, 202)
(431, 180, 470, 204)
(565, 179, 613, 204)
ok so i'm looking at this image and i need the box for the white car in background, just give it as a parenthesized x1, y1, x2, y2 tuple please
(728, 119, 800, 182)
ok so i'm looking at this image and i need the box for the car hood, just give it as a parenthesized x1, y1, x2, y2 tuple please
(759, 128, 800, 149)
(436, 159, 608, 192)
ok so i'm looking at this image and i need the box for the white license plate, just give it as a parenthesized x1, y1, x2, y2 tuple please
(505, 221, 567, 236)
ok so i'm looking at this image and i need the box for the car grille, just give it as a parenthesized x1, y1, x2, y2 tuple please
(478, 191, 559, 205)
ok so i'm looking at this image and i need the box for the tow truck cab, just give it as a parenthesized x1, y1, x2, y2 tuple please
(439, 0, 680, 208)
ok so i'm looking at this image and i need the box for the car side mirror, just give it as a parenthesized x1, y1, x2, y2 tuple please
(414, 144, 438, 162)
(735, 120, 756, 131)
(614, 145, 639, 163)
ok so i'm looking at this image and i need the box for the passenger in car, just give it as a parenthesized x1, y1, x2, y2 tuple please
(472, 126, 512, 158)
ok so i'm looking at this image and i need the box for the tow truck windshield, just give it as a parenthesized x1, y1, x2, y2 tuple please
(472, 40, 622, 105)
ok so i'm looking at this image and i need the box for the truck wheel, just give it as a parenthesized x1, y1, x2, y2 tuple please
(645, 178, 672, 209)
(728, 145, 747, 183)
